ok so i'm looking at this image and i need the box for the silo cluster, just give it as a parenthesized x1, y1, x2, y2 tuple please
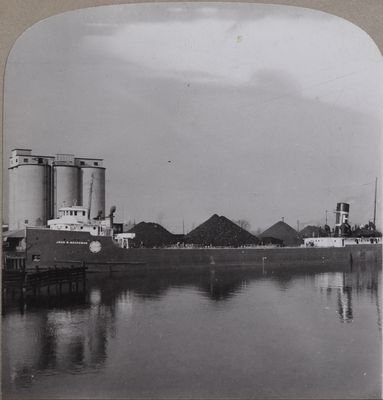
(8, 149, 105, 230)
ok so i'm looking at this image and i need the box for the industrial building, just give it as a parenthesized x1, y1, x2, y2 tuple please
(8, 149, 105, 230)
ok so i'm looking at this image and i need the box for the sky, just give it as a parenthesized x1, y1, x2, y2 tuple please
(3, 3, 383, 233)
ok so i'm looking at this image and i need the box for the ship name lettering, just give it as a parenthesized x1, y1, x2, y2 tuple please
(56, 240, 88, 245)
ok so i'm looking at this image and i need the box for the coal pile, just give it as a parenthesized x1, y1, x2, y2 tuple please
(258, 236, 283, 246)
(300, 225, 327, 238)
(185, 214, 259, 247)
(351, 226, 382, 238)
(260, 221, 302, 247)
(127, 222, 179, 248)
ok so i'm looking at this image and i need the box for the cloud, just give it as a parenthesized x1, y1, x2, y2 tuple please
(80, 11, 381, 118)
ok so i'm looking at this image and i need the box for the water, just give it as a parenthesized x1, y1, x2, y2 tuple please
(2, 263, 381, 399)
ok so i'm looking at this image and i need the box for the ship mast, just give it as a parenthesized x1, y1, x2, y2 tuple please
(373, 177, 378, 227)
(88, 173, 94, 220)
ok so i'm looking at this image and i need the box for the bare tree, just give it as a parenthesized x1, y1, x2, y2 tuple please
(235, 219, 251, 231)
(123, 220, 136, 231)
(251, 228, 263, 236)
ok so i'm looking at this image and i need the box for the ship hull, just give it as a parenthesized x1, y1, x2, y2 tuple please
(24, 228, 382, 271)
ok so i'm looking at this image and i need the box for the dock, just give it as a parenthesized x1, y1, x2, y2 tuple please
(2, 263, 87, 301)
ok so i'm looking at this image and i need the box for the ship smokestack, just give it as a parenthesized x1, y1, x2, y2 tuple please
(335, 202, 350, 237)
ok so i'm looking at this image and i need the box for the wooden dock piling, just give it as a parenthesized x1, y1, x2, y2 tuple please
(2, 263, 87, 302)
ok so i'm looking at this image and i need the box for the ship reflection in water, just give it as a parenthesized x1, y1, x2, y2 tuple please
(315, 263, 381, 327)
(2, 262, 381, 399)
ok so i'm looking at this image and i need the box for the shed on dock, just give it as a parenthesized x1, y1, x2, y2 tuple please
(2, 229, 26, 252)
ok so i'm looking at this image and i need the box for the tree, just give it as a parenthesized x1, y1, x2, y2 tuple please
(123, 220, 136, 231)
(234, 219, 251, 231)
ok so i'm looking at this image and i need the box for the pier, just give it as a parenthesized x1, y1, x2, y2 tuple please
(2, 263, 87, 302)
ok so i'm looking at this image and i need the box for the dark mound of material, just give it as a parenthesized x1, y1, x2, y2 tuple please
(351, 227, 382, 238)
(260, 221, 302, 246)
(185, 214, 259, 247)
(128, 222, 179, 248)
(300, 225, 327, 238)
(258, 236, 283, 246)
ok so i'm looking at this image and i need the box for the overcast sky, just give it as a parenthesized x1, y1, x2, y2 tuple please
(3, 3, 382, 233)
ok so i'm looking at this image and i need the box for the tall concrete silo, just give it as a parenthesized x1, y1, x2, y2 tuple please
(78, 158, 105, 220)
(8, 149, 53, 230)
(53, 154, 81, 217)
(8, 165, 16, 230)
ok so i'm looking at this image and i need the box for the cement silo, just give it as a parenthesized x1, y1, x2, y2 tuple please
(8, 165, 16, 230)
(53, 154, 81, 217)
(7, 149, 106, 229)
(8, 149, 53, 230)
(78, 158, 105, 220)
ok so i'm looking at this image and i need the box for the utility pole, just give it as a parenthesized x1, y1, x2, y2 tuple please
(325, 210, 328, 225)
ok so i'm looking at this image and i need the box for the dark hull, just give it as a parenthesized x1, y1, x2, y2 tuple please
(25, 228, 382, 271)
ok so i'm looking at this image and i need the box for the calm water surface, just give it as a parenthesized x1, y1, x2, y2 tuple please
(2, 263, 381, 399)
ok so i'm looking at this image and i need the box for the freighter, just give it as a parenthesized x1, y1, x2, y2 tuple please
(5, 149, 381, 270)
(20, 201, 381, 271)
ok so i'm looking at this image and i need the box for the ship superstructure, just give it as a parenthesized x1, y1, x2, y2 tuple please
(47, 206, 113, 237)
(303, 202, 381, 248)
(46, 205, 135, 248)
